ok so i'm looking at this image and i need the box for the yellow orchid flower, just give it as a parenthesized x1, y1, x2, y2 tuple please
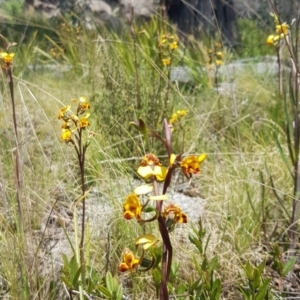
(123, 193, 142, 220)
(169, 110, 188, 127)
(169, 153, 177, 166)
(78, 114, 90, 128)
(135, 234, 159, 250)
(162, 57, 171, 66)
(169, 113, 178, 124)
(73, 96, 91, 113)
(118, 248, 140, 272)
(58, 105, 71, 120)
(215, 59, 223, 67)
(137, 165, 168, 182)
(170, 41, 178, 50)
(137, 153, 168, 182)
(0, 52, 15, 67)
(72, 96, 91, 116)
(180, 154, 207, 178)
(276, 22, 289, 35)
(266, 35, 275, 45)
(61, 121, 71, 129)
(134, 184, 153, 195)
(163, 203, 187, 224)
(177, 110, 187, 116)
(60, 129, 72, 142)
(148, 194, 168, 201)
(266, 34, 280, 46)
(216, 51, 224, 59)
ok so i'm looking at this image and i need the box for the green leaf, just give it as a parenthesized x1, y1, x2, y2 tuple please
(211, 278, 222, 300)
(244, 261, 254, 280)
(86, 267, 100, 293)
(195, 288, 201, 299)
(116, 286, 123, 300)
(61, 253, 69, 269)
(188, 234, 203, 254)
(255, 278, 271, 300)
(97, 285, 112, 298)
(105, 272, 114, 292)
(60, 275, 73, 289)
(238, 285, 251, 299)
(152, 269, 162, 284)
(257, 260, 266, 275)
(201, 256, 208, 272)
(253, 268, 261, 290)
(204, 233, 211, 253)
(192, 255, 201, 274)
(190, 278, 201, 291)
(170, 261, 179, 280)
(282, 257, 296, 276)
(73, 267, 82, 289)
(176, 283, 187, 295)
(70, 256, 79, 284)
(209, 256, 218, 271)
(273, 243, 281, 256)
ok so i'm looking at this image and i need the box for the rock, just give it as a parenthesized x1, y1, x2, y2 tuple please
(26, 0, 159, 22)
(171, 56, 290, 86)
(170, 66, 193, 83)
(82, 0, 114, 29)
(216, 56, 290, 81)
(171, 192, 205, 222)
(32, 0, 60, 18)
(118, 0, 159, 20)
(88, 0, 112, 14)
(232, 0, 298, 23)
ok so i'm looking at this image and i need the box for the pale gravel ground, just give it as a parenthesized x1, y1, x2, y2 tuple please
(166, 191, 205, 221)
(41, 180, 206, 278)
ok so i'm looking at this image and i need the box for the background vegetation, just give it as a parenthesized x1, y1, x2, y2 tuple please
(0, 0, 298, 299)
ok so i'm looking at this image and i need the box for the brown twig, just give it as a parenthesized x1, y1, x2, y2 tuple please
(153, 179, 172, 300)
(78, 127, 87, 283)
(7, 67, 23, 225)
